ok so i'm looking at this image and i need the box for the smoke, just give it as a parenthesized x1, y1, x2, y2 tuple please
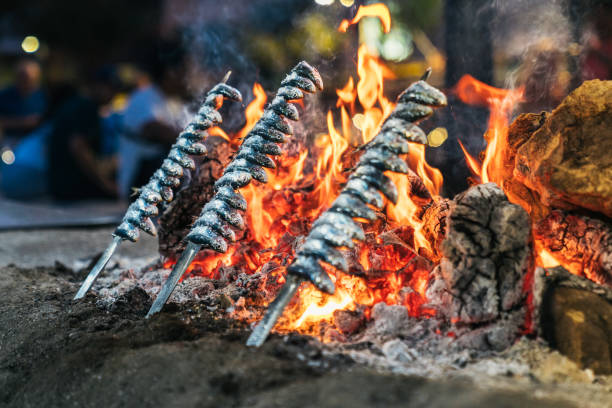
(489, 0, 575, 110)
(161, 0, 318, 134)
(431, 0, 588, 196)
(490, 0, 571, 59)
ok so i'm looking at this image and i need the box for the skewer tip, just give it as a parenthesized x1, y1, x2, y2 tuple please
(420, 67, 432, 82)
(222, 70, 232, 83)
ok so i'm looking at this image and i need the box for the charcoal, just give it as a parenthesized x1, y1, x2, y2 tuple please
(333, 308, 366, 335)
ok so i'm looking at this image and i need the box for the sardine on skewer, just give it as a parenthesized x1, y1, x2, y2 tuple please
(74, 76, 242, 300)
(146, 61, 324, 317)
(246, 69, 447, 347)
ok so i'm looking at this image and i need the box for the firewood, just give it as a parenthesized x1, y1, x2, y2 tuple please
(534, 209, 612, 287)
(533, 266, 612, 374)
(511, 80, 612, 219)
(426, 183, 531, 326)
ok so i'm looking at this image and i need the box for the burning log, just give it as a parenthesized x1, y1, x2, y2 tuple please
(512, 80, 612, 219)
(458, 78, 612, 290)
(74, 78, 242, 299)
(426, 183, 531, 350)
(487, 80, 612, 222)
(247, 70, 448, 347)
(419, 198, 450, 262)
(146, 61, 324, 317)
(534, 210, 612, 287)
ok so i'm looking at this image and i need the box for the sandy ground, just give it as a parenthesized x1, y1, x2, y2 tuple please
(0, 227, 158, 269)
(0, 228, 609, 407)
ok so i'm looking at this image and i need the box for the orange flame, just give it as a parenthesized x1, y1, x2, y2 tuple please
(537, 248, 561, 269)
(454, 74, 524, 185)
(285, 6, 441, 331)
(207, 126, 230, 142)
(455, 75, 584, 302)
(238, 83, 267, 140)
(457, 138, 481, 178)
(207, 82, 266, 144)
(338, 3, 392, 34)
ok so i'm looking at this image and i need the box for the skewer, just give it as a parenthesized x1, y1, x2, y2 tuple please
(245, 275, 302, 347)
(74, 76, 241, 300)
(146, 242, 201, 317)
(74, 236, 122, 299)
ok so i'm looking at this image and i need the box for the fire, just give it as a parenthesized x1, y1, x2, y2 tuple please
(457, 138, 481, 178)
(206, 126, 230, 142)
(537, 248, 561, 269)
(290, 273, 364, 329)
(454, 75, 524, 185)
(237, 83, 267, 141)
(165, 3, 443, 338)
(338, 3, 392, 34)
(207, 83, 266, 144)
(455, 75, 582, 285)
(280, 3, 441, 333)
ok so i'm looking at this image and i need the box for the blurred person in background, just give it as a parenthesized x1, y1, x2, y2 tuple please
(0, 58, 47, 146)
(0, 83, 77, 200)
(46, 66, 120, 201)
(118, 52, 179, 200)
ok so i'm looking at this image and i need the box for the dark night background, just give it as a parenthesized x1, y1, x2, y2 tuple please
(0, 0, 610, 227)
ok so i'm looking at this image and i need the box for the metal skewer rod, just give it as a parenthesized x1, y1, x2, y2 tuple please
(246, 274, 303, 347)
(74, 236, 123, 299)
(146, 241, 202, 317)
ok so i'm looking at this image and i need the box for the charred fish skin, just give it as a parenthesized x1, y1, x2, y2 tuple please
(186, 61, 323, 252)
(287, 78, 447, 293)
(114, 82, 242, 243)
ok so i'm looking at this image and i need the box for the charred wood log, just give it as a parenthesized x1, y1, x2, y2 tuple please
(507, 80, 612, 220)
(534, 209, 612, 287)
(426, 183, 531, 329)
(419, 198, 451, 263)
(534, 266, 612, 375)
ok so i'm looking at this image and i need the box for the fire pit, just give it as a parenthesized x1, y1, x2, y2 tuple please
(3, 2, 612, 407)
(85, 0, 611, 380)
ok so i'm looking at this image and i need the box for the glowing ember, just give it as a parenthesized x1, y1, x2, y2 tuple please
(537, 248, 561, 269)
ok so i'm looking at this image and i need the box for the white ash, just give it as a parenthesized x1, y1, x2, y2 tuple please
(323, 334, 612, 408)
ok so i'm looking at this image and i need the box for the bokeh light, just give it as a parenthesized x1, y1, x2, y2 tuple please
(21, 36, 40, 53)
(340, 0, 355, 6)
(381, 29, 412, 61)
(315, 0, 335, 5)
(1, 149, 16, 165)
(427, 127, 448, 147)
